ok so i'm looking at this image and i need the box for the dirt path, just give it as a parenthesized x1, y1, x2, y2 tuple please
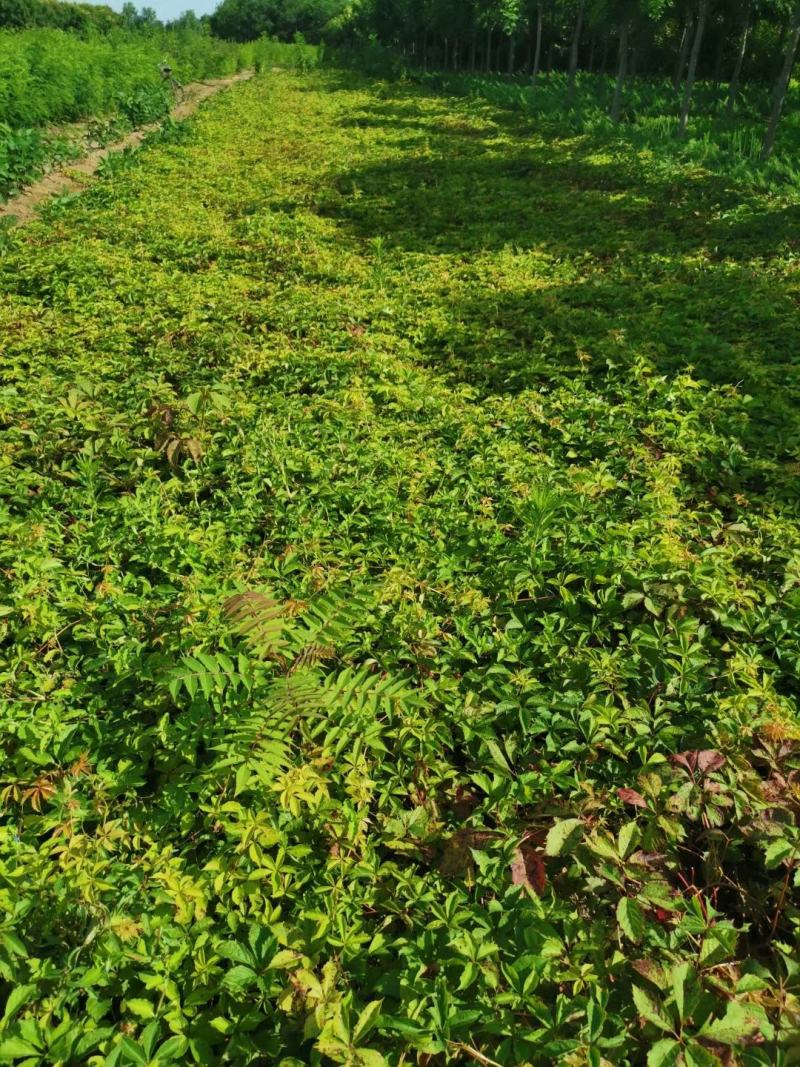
(0, 70, 252, 227)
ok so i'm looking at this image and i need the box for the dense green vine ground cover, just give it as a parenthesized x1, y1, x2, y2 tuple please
(1, 67, 800, 1066)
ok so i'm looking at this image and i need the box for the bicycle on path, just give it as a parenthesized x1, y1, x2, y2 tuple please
(159, 64, 184, 101)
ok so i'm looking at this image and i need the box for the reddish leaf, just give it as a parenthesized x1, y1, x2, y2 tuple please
(510, 843, 547, 895)
(630, 851, 666, 869)
(672, 750, 726, 779)
(618, 787, 647, 808)
(452, 786, 480, 821)
(184, 437, 203, 464)
(671, 752, 697, 775)
(696, 750, 726, 775)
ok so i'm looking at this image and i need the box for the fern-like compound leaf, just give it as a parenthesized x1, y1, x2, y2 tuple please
(223, 589, 288, 660)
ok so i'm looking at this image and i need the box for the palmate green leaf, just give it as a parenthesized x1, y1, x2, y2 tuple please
(623, 591, 645, 609)
(586, 832, 619, 862)
(155, 1036, 189, 1062)
(647, 1038, 681, 1067)
(617, 820, 640, 860)
(1, 932, 28, 959)
(74, 1028, 115, 1059)
(119, 1035, 149, 1066)
(544, 818, 584, 857)
(124, 998, 154, 1020)
(671, 962, 697, 1023)
(448, 1009, 482, 1030)
(354, 1049, 389, 1067)
(617, 896, 646, 943)
(639, 880, 682, 911)
(375, 1016, 429, 1041)
(269, 950, 301, 970)
(1, 984, 36, 1025)
(221, 964, 258, 994)
(352, 1000, 383, 1045)
(140, 1021, 160, 1059)
(316, 1033, 350, 1060)
(697, 1002, 765, 1045)
(14, 1020, 41, 1050)
(632, 960, 670, 991)
(683, 1042, 722, 1067)
(631, 986, 674, 1033)
(0, 1036, 40, 1059)
(216, 941, 256, 968)
(764, 836, 795, 869)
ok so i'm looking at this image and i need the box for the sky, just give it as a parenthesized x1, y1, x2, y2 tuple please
(89, 0, 219, 22)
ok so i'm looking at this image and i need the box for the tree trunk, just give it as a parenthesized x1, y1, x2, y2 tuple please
(587, 37, 595, 73)
(726, 7, 751, 115)
(423, 32, 428, 72)
(610, 21, 628, 123)
(470, 33, 476, 71)
(600, 34, 609, 75)
(485, 25, 492, 72)
(713, 23, 726, 84)
(678, 0, 709, 137)
(508, 34, 515, 73)
(443, 36, 449, 70)
(532, 4, 543, 84)
(629, 46, 638, 79)
(761, 4, 800, 160)
(674, 15, 692, 89)
(567, 0, 585, 103)
(777, 18, 789, 56)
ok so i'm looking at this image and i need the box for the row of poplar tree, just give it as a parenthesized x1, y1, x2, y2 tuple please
(335, 0, 800, 157)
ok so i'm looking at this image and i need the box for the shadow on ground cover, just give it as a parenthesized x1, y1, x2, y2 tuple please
(320, 80, 800, 464)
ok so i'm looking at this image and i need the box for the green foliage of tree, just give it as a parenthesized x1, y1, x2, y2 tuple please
(210, 0, 349, 41)
(0, 0, 123, 31)
(276, 0, 800, 152)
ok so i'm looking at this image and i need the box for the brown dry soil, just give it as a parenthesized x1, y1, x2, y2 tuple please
(0, 70, 252, 226)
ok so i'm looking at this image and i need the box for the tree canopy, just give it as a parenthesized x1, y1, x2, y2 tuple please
(210, 0, 349, 41)
(206, 0, 800, 157)
(0, 0, 121, 32)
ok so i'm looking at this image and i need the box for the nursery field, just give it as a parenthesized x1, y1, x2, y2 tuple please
(408, 67, 800, 189)
(0, 30, 312, 200)
(1, 67, 800, 1065)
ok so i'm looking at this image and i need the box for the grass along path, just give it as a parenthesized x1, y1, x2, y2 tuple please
(1, 69, 800, 1065)
(0, 71, 253, 227)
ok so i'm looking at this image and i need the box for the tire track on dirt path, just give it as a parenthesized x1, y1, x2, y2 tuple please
(0, 70, 253, 227)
